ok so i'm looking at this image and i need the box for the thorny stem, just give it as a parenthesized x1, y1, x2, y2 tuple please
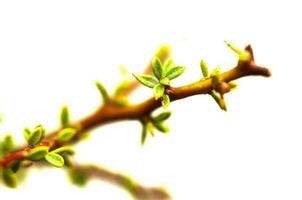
(0, 44, 270, 200)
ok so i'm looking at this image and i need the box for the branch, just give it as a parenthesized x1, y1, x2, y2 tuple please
(68, 163, 171, 200)
(0, 44, 270, 168)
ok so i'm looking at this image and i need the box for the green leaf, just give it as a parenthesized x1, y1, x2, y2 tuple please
(45, 152, 64, 168)
(153, 122, 169, 133)
(161, 93, 170, 108)
(57, 128, 77, 142)
(52, 146, 75, 155)
(27, 146, 49, 161)
(0, 135, 14, 156)
(60, 105, 70, 128)
(95, 81, 110, 103)
(162, 58, 175, 77)
(151, 57, 162, 79)
(153, 111, 171, 122)
(27, 125, 45, 146)
(23, 128, 31, 142)
(200, 60, 208, 78)
(132, 74, 159, 88)
(165, 66, 186, 80)
(153, 84, 165, 100)
(159, 77, 170, 86)
(2, 168, 17, 188)
(141, 123, 147, 145)
(224, 40, 250, 61)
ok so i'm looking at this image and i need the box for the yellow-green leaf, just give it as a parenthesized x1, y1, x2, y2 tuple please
(45, 152, 64, 168)
(27, 146, 49, 160)
(57, 128, 77, 142)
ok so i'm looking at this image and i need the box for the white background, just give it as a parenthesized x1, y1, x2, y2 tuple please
(0, 0, 301, 199)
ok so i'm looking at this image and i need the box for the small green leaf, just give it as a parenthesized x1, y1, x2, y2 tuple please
(224, 41, 250, 61)
(23, 128, 31, 142)
(52, 146, 75, 155)
(45, 152, 64, 168)
(153, 84, 165, 100)
(27, 146, 49, 161)
(132, 74, 158, 88)
(60, 105, 70, 128)
(57, 128, 77, 142)
(165, 66, 186, 80)
(153, 122, 169, 133)
(228, 81, 238, 90)
(95, 81, 110, 103)
(141, 123, 147, 145)
(2, 168, 17, 188)
(146, 122, 155, 136)
(0, 135, 14, 156)
(161, 93, 170, 108)
(153, 111, 171, 122)
(210, 91, 227, 111)
(151, 57, 162, 79)
(200, 60, 208, 78)
(159, 77, 170, 86)
(162, 58, 175, 77)
(27, 125, 45, 146)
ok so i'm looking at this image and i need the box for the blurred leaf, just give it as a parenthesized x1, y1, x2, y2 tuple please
(132, 74, 159, 88)
(2, 168, 17, 188)
(0, 134, 14, 157)
(153, 84, 165, 100)
(153, 122, 169, 133)
(151, 57, 163, 79)
(95, 81, 110, 103)
(23, 128, 31, 142)
(27, 146, 49, 161)
(141, 123, 147, 145)
(10, 160, 21, 173)
(161, 94, 170, 108)
(57, 128, 77, 142)
(146, 122, 155, 136)
(60, 105, 70, 128)
(200, 60, 208, 78)
(45, 152, 64, 168)
(69, 168, 89, 187)
(165, 66, 186, 80)
(153, 111, 171, 122)
(52, 146, 75, 155)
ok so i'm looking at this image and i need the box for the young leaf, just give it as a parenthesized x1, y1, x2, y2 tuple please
(57, 128, 77, 142)
(45, 152, 64, 168)
(146, 122, 155, 136)
(200, 60, 208, 78)
(52, 146, 75, 155)
(132, 74, 158, 88)
(95, 81, 110, 103)
(2, 168, 17, 188)
(159, 77, 170, 86)
(153, 84, 165, 100)
(27, 125, 45, 146)
(228, 81, 238, 90)
(1, 135, 14, 154)
(224, 41, 250, 61)
(151, 57, 162, 79)
(141, 123, 147, 145)
(153, 122, 169, 133)
(161, 93, 170, 108)
(23, 128, 31, 142)
(60, 105, 70, 127)
(165, 66, 186, 80)
(162, 58, 175, 77)
(27, 146, 49, 161)
(210, 91, 227, 111)
(153, 111, 171, 122)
